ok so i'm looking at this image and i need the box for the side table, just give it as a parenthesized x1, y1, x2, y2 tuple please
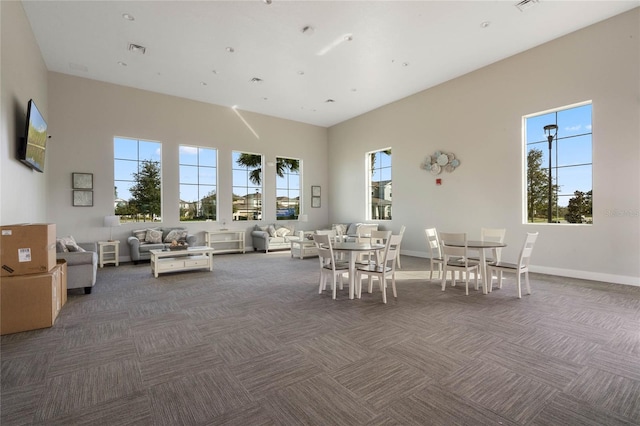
(98, 241, 120, 267)
(289, 236, 318, 259)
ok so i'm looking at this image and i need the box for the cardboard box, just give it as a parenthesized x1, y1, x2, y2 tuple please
(57, 259, 68, 307)
(1, 223, 56, 277)
(1, 263, 63, 335)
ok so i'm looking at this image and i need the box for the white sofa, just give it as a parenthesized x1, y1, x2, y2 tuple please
(251, 224, 297, 252)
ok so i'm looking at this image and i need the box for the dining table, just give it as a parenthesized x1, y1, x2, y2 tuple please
(441, 240, 506, 294)
(328, 241, 385, 299)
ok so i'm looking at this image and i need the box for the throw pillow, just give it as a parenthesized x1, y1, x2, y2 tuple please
(346, 223, 361, 236)
(58, 235, 81, 252)
(145, 228, 163, 243)
(133, 229, 147, 241)
(267, 224, 277, 237)
(66, 244, 86, 252)
(333, 224, 348, 235)
(164, 229, 188, 243)
(275, 227, 290, 237)
(56, 240, 68, 253)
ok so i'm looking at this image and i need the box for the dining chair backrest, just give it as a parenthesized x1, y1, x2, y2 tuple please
(315, 229, 337, 242)
(387, 234, 403, 263)
(439, 232, 467, 260)
(313, 233, 334, 267)
(518, 232, 539, 268)
(424, 228, 441, 258)
(370, 230, 392, 264)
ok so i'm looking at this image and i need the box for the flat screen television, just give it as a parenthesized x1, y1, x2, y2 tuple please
(18, 99, 48, 173)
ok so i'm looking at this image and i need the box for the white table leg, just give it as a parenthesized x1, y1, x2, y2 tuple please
(479, 249, 488, 294)
(349, 252, 357, 299)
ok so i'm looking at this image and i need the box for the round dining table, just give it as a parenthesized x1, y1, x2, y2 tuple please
(328, 241, 385, 299)
(441, 240, 506, 294)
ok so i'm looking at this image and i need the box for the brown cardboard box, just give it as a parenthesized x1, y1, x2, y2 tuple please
(0, 263, 63, 335)
(1, 223, 56, 277)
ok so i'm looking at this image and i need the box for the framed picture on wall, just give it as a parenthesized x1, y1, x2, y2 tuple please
(72, 172, 93, 189)
(312, 185, 321, 197)
(73, 190, 93, 207)
(311, 197, 321, 208)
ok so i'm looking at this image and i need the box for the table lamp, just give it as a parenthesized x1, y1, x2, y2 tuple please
(103, 215, 120, 241)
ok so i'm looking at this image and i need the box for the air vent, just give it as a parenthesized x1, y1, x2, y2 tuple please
(515, 0, 539, 12)
(128, 43, 146, 54)
(249, 77, 264, 83)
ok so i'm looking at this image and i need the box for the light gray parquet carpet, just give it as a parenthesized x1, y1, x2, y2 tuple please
(1, 252, 640, 425)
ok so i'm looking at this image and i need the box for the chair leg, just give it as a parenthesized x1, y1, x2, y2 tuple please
(441, 267, 447, 291)
(381, 276, 387, 304)
(464, 273, 469, 296)
(332, 275, 337, 300)
(498, 271, 503, 288)
(391, 273, 397, 298)
(516, 273, 522, 299)
(319, 273, 324, 294)
(524, 271, 531, 295)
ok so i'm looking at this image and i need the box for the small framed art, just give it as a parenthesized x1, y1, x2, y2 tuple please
(312, 185, 321, 197)
(73, 190, 93, 207)
(72, 172, 93, 189)
(311, 197, 321, 208)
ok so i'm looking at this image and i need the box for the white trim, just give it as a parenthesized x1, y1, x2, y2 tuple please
(402, 249, 639, 287)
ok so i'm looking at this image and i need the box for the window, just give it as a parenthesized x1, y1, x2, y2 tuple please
(275, 157, 301, 220)
(114, 137, 162, 223)
(232, 151, 263, 221)
(525, 102, 592, 224)
(179, 145, 217, 221)
(368, 149, 392, 220)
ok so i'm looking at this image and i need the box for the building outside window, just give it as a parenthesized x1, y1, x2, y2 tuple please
(368, 148, 392, 220)
(525, 102, 592, 224)
(114, 137, 162, 223)
(179, 145, 217, 221)
(232, 151, 263, 221)
(275, 157, 300, 221)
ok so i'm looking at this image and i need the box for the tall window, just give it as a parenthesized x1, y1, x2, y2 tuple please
(232, 151, 263, 221)
(368, 148, 392, 220)
(275, 157, 301, 221)
(179, 145, 217, 221)
(525, 102, 592, 224)
(114, 137, 162, 223)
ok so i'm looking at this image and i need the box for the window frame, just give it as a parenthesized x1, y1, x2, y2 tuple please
(523, 101, 593, 225)
(179, 144, 218, 222)
(275, 156, 301, 221)
(232, 151, 263, 221)
(113, 136, 163, 223)
(366, 148, 392, 221)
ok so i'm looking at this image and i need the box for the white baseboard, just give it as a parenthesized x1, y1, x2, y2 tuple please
(401, 250, 640, 287)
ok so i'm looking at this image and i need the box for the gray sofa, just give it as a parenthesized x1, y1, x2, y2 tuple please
(127, 227, 197, 264)
(56, 242, 98, 294)
(251, 224, 297, 253)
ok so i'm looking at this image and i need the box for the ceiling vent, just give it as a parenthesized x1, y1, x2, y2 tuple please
(515, 0, 539, 12)
(249, 77, 264, 83)
(128, 43, 146, 54)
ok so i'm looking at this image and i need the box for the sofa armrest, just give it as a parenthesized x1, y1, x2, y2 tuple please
(56, 250, 97, 267)
(127, 236, 142, 261)
(186, 234, 197, 246)
(251, 230, 269, 240)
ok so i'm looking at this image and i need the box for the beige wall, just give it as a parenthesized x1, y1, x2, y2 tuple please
(328, 8, 640, 285)
(1, 1, 49, 224)
(46, 73, 329, 257)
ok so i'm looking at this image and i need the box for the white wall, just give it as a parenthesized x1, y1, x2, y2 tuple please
(328, 9, 640, 286)
(1, 1, 49, 225)
(45, 73, 329, 259)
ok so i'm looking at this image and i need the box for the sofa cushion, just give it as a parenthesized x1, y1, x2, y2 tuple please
(275, 226, 292, 237)
(59, 250, 96, 267)
(145, 228, 163, 243)
(164, 229, 188, 243)
(58, 235, 84, 252)
(346, 223, 361, 235)
(139, 243, 165, 253)
(132, 229, 147, 241)
(267, 224, 277, 237)
(66, 244, 86, 252)
(332, 224, 348, 235)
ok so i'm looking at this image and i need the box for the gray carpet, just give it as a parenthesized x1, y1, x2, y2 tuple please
(1, 251, 639, 425)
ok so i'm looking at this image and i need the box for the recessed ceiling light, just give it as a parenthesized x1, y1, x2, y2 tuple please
(128, 43, 146, 54)
(117, 61, 127, 66)
(325, 99, 335, 103)
(212, 70, 218, 74)
(402, 62, 409, 67)
(344, 34, 353, 42)
(297, 71, 305, 75)
(263, 97, 268, 101)
(226, 47, 235, 53)
(351, 88, 357, 92)
(302, 25, 314, 35)
(122, 13, 135, 21)
(481, 21, 491, 28)
(249, 77, 263, 83)
(263, 0, 272, 4)
(200, 82, 207, 86)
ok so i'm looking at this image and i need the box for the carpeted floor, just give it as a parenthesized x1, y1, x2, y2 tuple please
(1, 251, 639, 425)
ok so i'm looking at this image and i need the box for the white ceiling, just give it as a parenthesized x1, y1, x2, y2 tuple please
(21, 0, 639, 128)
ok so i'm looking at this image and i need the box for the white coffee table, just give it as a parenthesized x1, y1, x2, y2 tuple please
(289, 236, 318, 259)
(149, 246, 214, 277)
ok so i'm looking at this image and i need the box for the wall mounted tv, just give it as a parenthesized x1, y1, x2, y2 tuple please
(18, 99, 48, 173)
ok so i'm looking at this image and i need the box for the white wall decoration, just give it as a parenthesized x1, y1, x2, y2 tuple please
(421, 151, 460, 175)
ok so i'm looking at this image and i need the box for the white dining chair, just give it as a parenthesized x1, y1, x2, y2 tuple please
(486, 232, 538, 298)
(356, 233, 400, 303)
(468, 227, 506, 264)
(424, 228, 444, 281)
(356, 224, 378, 264)
(439, 232, 479, 295)
(313, 234, 349, 299)
(395, 225, 406, 269)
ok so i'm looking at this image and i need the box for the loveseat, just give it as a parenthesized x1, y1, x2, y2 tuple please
(55, 238, 98, 294)
(127, 227, 197, 264)
(251, 224, 297, 253)
(330, 223, 379, 240)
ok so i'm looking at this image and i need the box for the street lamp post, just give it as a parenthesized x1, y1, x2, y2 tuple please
(544, 124, 558, 223)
